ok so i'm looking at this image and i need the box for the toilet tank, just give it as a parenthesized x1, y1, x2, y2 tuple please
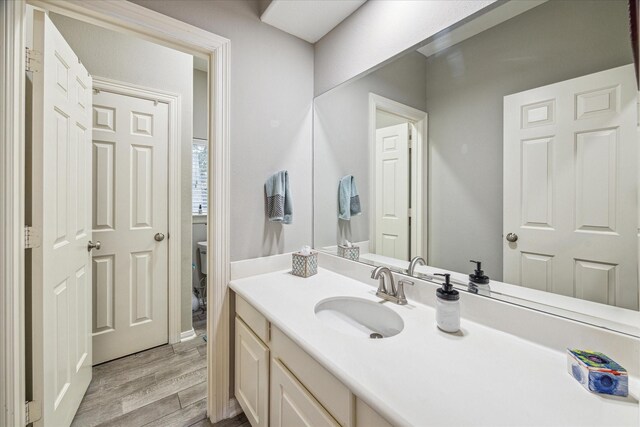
(197, 241, 207, 275)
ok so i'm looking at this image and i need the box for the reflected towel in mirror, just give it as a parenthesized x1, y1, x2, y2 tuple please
(339, 175, 361, 220)
(265, 170, 292, 224)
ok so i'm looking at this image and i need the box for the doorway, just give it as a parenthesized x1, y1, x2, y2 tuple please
(374, 117, 412, 260)
(2, 1, 233, 425)
(368, 93, 428, 262)
(16, 4, 230, 425)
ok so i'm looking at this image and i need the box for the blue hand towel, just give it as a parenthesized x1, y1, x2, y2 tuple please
(265, 170, 292, 224)
(338, 175, 361, 220)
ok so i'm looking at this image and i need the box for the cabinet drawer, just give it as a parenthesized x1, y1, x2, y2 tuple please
(271, 326, 353, 427)
(271, 357, 339, 427)
(236, 294, 269, 343)
(235, 317, 269, 427)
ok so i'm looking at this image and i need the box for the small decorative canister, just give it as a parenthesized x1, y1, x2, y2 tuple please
(338, 244, 359, 261)
(292, 248, 317, 278)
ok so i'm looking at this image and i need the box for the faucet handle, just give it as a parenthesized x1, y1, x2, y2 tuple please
(396, 280, 414, 305)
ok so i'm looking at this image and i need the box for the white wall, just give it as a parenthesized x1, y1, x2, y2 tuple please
(131, 0, 315, 262)
(313, 0, 495, 96)
(314, 52, 427, 249)
(425, 0, 633, 279)
(49, 13, 195, 333)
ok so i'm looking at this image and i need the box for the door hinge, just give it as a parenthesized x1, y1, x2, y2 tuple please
(24, 226, 41, 249)
(25, 48, 40, 73)
(25, 401, 42, 424)
(408, 208, 413, 218)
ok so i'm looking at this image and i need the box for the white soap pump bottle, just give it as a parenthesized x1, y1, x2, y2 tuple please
(434, 273, 460, 333)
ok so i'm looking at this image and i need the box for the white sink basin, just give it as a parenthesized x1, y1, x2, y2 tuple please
(314, 297, 404, 338)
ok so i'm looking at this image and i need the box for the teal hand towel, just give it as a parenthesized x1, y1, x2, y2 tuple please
(338, 175, 361, 220)
(265, 170, 292, 224)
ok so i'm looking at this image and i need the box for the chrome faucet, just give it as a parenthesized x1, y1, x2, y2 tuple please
(407, 256, 426, 276)
(371, 266, 413, 305)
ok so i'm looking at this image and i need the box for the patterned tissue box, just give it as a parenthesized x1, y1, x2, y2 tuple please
(292, 251, 317, 278)
(337, 244, 359, 261)
(567, 349, 628, 397)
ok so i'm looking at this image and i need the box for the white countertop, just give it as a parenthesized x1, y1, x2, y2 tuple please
(230, 268, 639, 426)
(357, 252, 640, 337)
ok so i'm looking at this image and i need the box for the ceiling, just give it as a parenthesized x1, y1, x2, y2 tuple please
(261, 0, 367, 44)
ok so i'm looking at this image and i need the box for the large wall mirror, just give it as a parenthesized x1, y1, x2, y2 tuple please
(313, 0, 640, 336)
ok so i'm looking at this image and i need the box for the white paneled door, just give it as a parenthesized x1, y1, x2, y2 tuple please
(92, 89, 169, 364)
(503, 64, 638, 310)
(375, 123, 410, 260)
(30, 11, 93, 427)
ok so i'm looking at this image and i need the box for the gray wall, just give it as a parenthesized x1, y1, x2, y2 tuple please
(314, 52, 427, 248)
(49, 13, 195, 333)
(313, 0, 495, 96)
(193, 69, 208, 140)
(132, 0, 315, 262)
(425, 0, 633, 280)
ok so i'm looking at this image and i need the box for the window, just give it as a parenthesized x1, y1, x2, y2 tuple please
(192, 138, 208, 214)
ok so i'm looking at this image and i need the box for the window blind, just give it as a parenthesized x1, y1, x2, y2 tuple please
(192, 138, 208, 214)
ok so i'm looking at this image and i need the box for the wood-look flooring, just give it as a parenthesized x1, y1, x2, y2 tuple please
(71, 313, 249, 427)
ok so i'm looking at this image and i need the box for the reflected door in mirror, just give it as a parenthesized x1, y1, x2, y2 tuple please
(374, 123, 410, 260)
(503, 64, 638, 310)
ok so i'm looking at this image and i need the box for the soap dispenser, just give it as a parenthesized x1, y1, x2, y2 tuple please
(469, 260, 490, 284)
(435, 273, 460, 333)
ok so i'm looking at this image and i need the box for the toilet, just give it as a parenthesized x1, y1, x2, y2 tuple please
(197, 241, 207, 275)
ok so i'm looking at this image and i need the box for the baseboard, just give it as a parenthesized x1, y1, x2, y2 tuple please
(180, 327, 197, 342)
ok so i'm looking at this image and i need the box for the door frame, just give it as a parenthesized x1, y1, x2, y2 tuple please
(368, 93, 428, 260)
(92, 76, 182, 345)
(0, 1, 233, 425)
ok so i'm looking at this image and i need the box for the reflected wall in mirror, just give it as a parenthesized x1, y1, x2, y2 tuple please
(314, 0, 639, 320)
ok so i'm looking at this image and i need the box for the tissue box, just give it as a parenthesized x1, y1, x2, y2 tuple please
(292, 251, 317, 278)
(567, 349, 628, 396)
(337, 244, 359, 261)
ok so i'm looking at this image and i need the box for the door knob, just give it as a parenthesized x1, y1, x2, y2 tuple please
(87, 240, 101, 251)
(154, 233, 165, 242)
(506, 233, 518, 243)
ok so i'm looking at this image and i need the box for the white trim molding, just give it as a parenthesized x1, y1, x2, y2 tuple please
(180, 328, 198, 342)
(1, 2, 26, 426)
(368, 93, 428, 261)
(206, 35, 233, 421)
(92, 77, 183, 345)
(2, 1, 232, 424)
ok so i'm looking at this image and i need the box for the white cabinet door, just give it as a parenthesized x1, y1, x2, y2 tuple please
(91, 90, 169, 364)
(375, 123, 410, 260)
(30, 10, 93, 427)
(235, 317, 269, 427)
(355, 398, 392, 427)
(503, 65, 638, 309)
(270, 357, 339, 427)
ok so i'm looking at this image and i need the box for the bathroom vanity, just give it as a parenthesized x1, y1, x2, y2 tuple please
(230, 2, 640, 425)
(230, 261, 638, 427)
